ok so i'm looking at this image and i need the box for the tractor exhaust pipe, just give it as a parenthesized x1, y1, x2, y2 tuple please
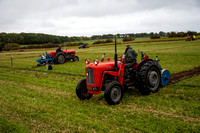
(114, 37, 117, 71)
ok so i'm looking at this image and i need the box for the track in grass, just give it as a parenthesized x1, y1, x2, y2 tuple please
(170, 66, 200, 83)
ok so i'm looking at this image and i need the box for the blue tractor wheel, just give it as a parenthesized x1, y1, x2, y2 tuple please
(161, 69, 170, 87)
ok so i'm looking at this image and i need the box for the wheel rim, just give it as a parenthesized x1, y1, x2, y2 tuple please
(148, 70, 159, 91)
(58, 55, 65, 64)
(111, 86, 121, 103)
(74, 57, 78, 62)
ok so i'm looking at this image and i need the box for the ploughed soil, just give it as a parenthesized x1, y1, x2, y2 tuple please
(170, 66, 200, 83)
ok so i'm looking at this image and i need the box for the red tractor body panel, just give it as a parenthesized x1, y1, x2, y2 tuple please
(85, 60, 125, 95)
(63, 50, 76, 56)
(48, 50, 76, 58)
(49, 51, 56, 58)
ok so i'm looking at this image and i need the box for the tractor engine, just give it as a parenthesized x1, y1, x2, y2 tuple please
(85, 59, 119, 93)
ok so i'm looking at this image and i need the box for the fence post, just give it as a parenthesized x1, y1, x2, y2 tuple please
(11, 55, 13, 67)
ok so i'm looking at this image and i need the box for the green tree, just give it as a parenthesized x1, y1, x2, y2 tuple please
(3, 43, 20, 51)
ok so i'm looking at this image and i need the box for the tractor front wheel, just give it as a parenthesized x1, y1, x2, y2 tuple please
(73, 56, 79, 62)
(76, 79, 93, 100)
(104, 81, 123, 105)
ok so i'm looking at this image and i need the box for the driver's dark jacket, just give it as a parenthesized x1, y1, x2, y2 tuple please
(124, 47, 137, 63)
(56, 47, 62, 52)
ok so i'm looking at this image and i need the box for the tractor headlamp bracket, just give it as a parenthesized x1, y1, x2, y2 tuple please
(85, 59, 90, 64)
(94, 59, 99, 65)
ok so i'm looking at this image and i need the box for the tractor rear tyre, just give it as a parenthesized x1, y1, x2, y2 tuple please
(54, 53, 66, 64)
(104, 81, 123, 105)
(76, 79, 93, 100)
(73, 56, 79, 62)
(139, 61, 161, 95)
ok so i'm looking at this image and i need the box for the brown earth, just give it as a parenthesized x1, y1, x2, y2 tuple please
(170, 66, 200, 83)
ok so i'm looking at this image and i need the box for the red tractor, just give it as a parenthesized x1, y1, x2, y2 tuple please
(37, 48, 79, 65)
(186, 35, 196, 41)
(76, 39, 170, 105)
(49, 48, 79, 64)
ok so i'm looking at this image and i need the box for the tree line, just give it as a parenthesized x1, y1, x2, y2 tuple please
(0, 31, 199, 50)
(91, 31, 199, 40)
(0, 32, 91, 45)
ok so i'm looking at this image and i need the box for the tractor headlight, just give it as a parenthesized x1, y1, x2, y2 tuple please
(107, 57, 110, 61)
(94, 59, 99, 65)
(85, 59, 90, 64)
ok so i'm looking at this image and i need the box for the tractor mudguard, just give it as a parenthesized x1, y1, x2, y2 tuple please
(136, 58, 153, 71)
(100, 71, 118, 89)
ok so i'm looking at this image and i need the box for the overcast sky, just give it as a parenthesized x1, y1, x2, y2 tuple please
(0, 0, 199, 36)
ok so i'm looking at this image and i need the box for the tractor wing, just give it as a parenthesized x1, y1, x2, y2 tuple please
(48, 51, 56, 58)
(48, 50, 76, 57)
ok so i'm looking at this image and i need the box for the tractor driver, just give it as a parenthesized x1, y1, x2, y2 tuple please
(83, 43, 86, 48)
(124, 44, 138, 76)
(56, 46, 62, 52)
(193, 35, 196, 40)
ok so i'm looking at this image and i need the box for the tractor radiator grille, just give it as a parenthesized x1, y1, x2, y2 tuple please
(86, 68, 94, 85)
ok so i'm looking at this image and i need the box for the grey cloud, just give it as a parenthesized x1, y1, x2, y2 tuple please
(0, 0, 199, 36)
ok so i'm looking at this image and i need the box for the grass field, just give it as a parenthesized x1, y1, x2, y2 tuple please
(0, 39, 200, 132)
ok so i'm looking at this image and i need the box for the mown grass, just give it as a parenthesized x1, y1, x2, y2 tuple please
(0, 39, 200, 132)
(0, 117, 28, 133)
